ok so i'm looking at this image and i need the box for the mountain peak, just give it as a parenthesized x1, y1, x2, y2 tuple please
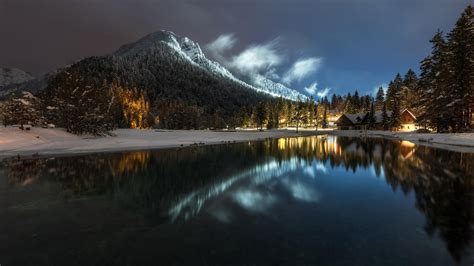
(115, 30, 307, 101)
(0, 67, 34, 87)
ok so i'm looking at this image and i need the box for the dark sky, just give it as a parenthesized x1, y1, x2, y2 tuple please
(0, 0, 471, 96)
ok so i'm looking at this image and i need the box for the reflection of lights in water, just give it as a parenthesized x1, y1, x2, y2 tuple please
(278, 138, 286, 150)
(400, 141, 416, 160)
(401, 140, 416, 148)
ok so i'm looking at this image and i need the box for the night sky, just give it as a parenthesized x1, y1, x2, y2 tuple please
(0, 0, 471, 96)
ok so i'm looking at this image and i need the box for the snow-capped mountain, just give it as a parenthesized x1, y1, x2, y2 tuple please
(115, 31, 306, 101)
(0, 67, 34, 87)
(252, 75, 307, 101)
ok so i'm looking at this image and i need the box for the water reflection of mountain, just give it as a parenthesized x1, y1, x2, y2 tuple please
(2, 136, 473, 262)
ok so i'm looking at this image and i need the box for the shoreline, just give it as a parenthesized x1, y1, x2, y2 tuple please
(1, 128, 473, 160)
(0, 128, 320, 160)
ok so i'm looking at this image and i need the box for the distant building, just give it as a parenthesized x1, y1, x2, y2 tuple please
(335, 113, 368, 130)
(399, 109, 417, 131)
(335, 109, 417, 131)
(327, 109, 342, 127)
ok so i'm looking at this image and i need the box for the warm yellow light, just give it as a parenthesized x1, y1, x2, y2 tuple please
(401, 140, 416, 148)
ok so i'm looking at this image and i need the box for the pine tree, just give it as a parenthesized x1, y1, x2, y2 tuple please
(255, 102, 267, 130)
(421, 31, 450, 132)
(331, 94, 338, 110)
(286, 101, 293, 127)
(446, 5, 474, 131)
(386, 73, 403, 110)
(391, 98, 401, 130)
(375, 86, 385, 111)
(322, 104, 328, 128)
(353, 90, 361, 111)
(416, 56, 433, 128)
(403, 69, 418, 89)
(382, 101, 389, 130)
(363, 95, 371, 112)
(308, 97, 316, 128)
(0, 97, 12, 127)
(42, 69, 117, 135)
(313, 102, 319, 128)
(5, 91, 45, 130)
(292, 100, 306, 133)
(401, 69, 418, 110)
(368, 100, 376, 129)
(344, 93, 355, 113)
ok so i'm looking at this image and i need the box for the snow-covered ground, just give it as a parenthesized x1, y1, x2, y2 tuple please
(1, 127, 473, 159)
(0, 127, 308, 159)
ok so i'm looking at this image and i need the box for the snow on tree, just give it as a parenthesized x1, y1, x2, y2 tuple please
(2, 91, 45, 129)
(41, 68, 116, 135)
(386, 73, 402, 110)
(368, 100, 376, 129)
(445, 5, 474, 131)
(414, 5, 473, 132)
(254, 102, 267, 130)
(382, 101, 389, 130)
(321, 103, 328, 128)
(400, 69, 418, 111)
(390, 97, 401, 130)
(292, 99, 307, 133)
(375, 86, 385, 111)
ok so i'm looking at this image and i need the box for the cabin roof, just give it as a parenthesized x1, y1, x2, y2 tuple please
(336, 113, 367, 125)
(401, 109, 416, 120)
(337, 109, 416, 126)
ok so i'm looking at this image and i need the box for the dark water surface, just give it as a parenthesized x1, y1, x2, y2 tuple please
(1, 136, 473, 266)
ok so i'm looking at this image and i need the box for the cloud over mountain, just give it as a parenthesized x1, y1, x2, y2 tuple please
(229, 40, 282, 77)
(282, 58, 322, 85)
(205, 34, 325, 96)
(205, 33, 237, 61)
(304, 81, 331, 98)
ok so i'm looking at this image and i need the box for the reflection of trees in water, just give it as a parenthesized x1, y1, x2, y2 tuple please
(409, 146, 474, 263)
(311, 136, 474, 263)
(1, 136, 473, 262)
(2, 144, 272, 219)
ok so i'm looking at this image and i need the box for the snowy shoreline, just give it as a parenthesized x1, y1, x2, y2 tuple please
(1, 127, 474, 159)
(0, 128, 315, 159)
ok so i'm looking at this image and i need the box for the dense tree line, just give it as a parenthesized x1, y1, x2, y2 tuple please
(1, 91, 45, 129)
(415, 5, 473, 132)
(363, 5, 473, 133)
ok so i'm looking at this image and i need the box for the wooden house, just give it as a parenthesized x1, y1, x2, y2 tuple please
(336, 109, 417, 131)
(399, 109, 417, 131)
(335, 113, 368, 130)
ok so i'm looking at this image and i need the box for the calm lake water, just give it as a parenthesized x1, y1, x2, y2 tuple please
(1, 136, 473, 265)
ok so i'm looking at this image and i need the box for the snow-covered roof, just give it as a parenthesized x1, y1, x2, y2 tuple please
(344, 113, 367, 124)
(401, 109, 416, 120)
